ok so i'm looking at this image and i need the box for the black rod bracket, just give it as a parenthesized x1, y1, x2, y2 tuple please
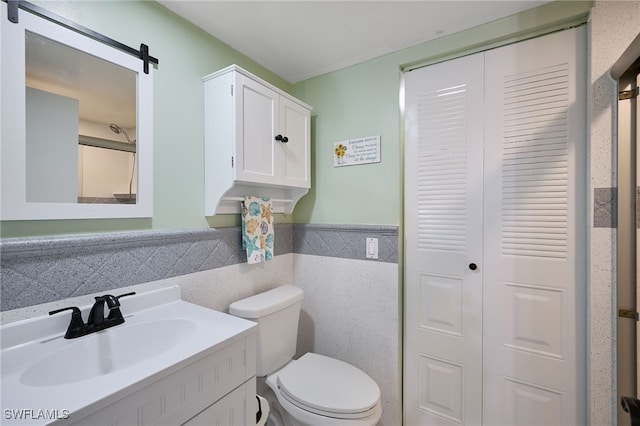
(140, 43, 150, 75)
(3, 0, 158, 72)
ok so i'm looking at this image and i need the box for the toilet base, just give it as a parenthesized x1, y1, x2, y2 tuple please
(257, 377, 293, 426)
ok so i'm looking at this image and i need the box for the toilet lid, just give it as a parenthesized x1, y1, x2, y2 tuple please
(276, 353, 380, 418)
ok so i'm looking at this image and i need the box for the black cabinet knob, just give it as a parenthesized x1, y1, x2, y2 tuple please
(469, 263, 478, 271)
(275, 135, 288, 143)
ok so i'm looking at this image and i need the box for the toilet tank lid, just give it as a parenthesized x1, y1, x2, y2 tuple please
(229, 285, 303, 319)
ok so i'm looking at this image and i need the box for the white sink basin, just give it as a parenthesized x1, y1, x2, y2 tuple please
(20, 318, 196, 387)
(0, 286, 257, 426)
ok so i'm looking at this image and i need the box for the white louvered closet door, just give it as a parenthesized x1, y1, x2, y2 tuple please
(482, 27, 586, 425)
(404, 52, 484, 426)
(404, 27, 586, 425)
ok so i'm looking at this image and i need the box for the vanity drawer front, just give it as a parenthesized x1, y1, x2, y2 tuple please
(72, 335, 256, 426)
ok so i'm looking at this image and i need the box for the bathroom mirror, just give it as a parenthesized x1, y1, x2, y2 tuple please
(26, 31, 138, 205)
(1, 3, 153, 220)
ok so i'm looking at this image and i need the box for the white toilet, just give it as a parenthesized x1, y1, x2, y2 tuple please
(229, 285, 382, 426)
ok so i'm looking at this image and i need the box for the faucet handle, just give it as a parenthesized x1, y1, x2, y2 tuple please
(95, 294, 120, 309)
(107, 292, 136, 322)
(115, 292, 136, 300)
(49, 306, 87, 339)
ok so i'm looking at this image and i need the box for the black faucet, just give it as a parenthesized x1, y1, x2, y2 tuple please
(49, 292, 136, 339)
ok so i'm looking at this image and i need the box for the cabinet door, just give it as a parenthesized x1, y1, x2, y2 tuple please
(235, 75, 278, 185)
(279, 97, 310, 188)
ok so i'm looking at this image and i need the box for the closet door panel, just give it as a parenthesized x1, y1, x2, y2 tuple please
(482, 27, 586, 426)
(404, 52, 484, 426)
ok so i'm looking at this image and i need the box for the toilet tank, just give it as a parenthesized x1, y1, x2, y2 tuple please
(229, 285, 303, 376)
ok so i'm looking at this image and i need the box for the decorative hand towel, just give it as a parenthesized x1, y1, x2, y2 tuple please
(241, 196, 274, 264)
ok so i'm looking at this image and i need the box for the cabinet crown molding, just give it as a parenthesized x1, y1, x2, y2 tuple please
(203, 64, 312, 111)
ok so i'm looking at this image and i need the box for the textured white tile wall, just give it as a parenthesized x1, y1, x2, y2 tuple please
(172, 253, 294, 312)
(589, 1, 640, 424)
(293, 254, 399, 426)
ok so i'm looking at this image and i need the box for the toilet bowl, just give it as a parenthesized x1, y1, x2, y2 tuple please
(229, 285, 382, 426)
(266, 353, 381, 426)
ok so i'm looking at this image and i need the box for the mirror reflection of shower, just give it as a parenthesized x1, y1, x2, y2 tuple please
(109, 123, 136, 202)
(24, 31, 138, 206)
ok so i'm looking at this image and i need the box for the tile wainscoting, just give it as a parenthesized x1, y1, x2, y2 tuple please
(1, 224, 398, 312)
(594, 187, 617, 228)
(592, 186, 640, 229)
(293, 223, 398, 262)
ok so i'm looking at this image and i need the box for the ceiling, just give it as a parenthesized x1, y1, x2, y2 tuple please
(159, 0, 550, 84)
(26, 31, 136, 129)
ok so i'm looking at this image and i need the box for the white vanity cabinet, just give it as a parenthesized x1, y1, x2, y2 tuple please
(203, 65, 312, 215)
(73, 336, 257, 426)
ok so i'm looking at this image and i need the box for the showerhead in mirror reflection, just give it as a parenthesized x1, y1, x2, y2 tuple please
(109, 123, 136, 145)
(108, 123, 137, 204)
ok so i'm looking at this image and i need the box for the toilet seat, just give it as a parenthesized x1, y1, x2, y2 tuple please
(275, 353, 380, 420)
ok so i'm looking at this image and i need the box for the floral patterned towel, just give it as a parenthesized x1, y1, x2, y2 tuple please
(241, 196, 274, 264)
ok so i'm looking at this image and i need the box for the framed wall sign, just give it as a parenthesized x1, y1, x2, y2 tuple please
(333, 135, 381, 167)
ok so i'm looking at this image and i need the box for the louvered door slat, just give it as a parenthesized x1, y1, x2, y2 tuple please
(416, 87, 468, 252)
(500, 61, 570, 262)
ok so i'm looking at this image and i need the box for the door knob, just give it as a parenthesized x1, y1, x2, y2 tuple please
(469, 263, 478, 271)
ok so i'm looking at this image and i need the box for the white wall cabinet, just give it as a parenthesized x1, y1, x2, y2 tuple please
(404, 27, 586, 425)
(203, 65, 312, 215)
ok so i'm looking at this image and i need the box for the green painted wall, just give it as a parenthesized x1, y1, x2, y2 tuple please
(291, 0, 592, 226)
(1, 1, 592, 237)
(290, 55, 402, 226)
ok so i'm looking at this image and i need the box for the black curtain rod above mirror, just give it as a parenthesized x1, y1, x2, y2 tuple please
(4, 0, 159, 74)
